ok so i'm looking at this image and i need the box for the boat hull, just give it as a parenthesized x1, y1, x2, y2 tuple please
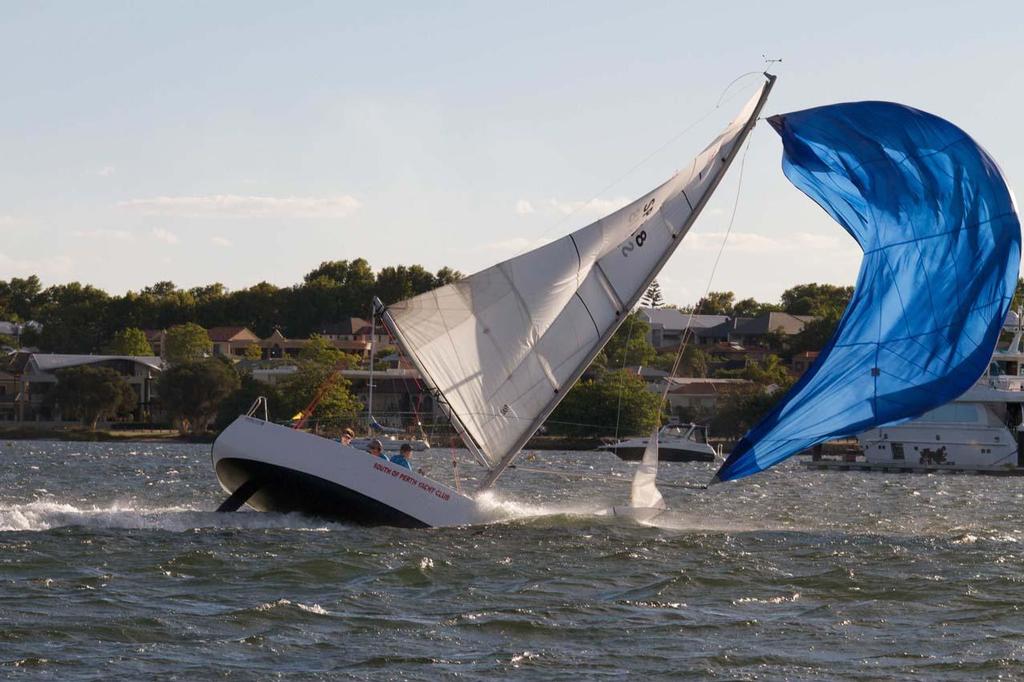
(604, 445, 715, 462)
(211, 416, 482, 527)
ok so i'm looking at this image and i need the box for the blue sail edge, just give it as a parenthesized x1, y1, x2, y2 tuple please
(712, 101, 1022, 484)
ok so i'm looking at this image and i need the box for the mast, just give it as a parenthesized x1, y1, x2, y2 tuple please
(367, 304, 376, 433)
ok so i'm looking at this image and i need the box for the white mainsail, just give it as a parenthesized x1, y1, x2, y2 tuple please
(630, 429, 666, 510)
(380, 75, 775, 487)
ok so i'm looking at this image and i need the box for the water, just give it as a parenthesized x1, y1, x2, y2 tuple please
(2, 440, 1023, 679)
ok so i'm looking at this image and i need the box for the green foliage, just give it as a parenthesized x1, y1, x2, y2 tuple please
(1012, 277, 1024, 311)
(164, 323, 212, 364)
(548, 369, 662, 437)
(214, 374, 284, 431)
(157, 359, 241, 433)
(695, 291, 735, 315)
(374, 265, 439, 305)
(53, 365, 135, 430)
(780, 282, 853, 316)
(0, 276, 42, 321)
(641, 280, 665, 308)
(243, 343, 263, 361)
(35, 282, 111, 353)
(596, 312, 657, 370)
(275, 336, 363, 430)
(652, 346, 709, 377)
(790, 310, 842, 355)
(710, 385, 783, 439)
(716, 354, 791, 386)
(732, 297, 782, 318)
(106, 327, 154, 356)
(0, 333, 17, 349)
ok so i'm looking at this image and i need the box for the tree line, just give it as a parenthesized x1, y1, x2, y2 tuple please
(0, 260, 462, 354)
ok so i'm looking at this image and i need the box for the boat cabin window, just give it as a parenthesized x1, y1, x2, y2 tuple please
(688, 426, 708, 443)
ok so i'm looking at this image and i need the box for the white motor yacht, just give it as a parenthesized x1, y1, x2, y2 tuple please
(599, 422, 717, 462)
(854, 312, 1024, 473)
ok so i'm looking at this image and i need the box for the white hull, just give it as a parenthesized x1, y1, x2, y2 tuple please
(212, 416, 482, 527)
(599, 428, 716, 462)
(857, 403, 1022, 471)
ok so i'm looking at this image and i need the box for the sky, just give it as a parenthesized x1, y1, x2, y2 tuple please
(1, 1, 1021, 307)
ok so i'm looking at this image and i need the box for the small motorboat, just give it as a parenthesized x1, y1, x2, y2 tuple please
(600, 423, 717, 462)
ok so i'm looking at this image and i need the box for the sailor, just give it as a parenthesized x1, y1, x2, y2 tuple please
(390, 443, 414, 470)
(367, 438, 387, 459)
(340, 427, 355, 446)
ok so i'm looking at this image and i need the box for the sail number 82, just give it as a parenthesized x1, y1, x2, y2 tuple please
(621, 230, 647, 257)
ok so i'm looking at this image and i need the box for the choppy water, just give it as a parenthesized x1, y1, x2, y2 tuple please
(1, 440, 1023, 680)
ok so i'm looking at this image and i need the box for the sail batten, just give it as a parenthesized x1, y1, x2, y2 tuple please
(385, 76, 775, 484)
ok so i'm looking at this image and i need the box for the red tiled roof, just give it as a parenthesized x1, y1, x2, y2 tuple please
(207, 326, 259, 342)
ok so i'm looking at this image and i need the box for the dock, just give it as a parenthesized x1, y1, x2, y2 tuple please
(801, 459, 1024, 477)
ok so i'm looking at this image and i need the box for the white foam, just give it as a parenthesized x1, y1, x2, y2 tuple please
(473, 489, 608, 522)
(0, 500, 348, 533)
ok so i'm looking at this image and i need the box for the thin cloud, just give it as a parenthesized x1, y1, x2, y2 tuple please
(119, 194, 362, 218)
(546, 196, 631, 217)
(97, 166, 115, 177)
(0, 251, 73, 278)
(72, 228, 133, 241)
(151, 227, 179, 245)
(515, 199, 535, 215)
(210, 236, 232, 247)
(684, 231, 847, 253)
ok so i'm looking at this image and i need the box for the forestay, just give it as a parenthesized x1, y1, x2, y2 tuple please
(382, 75, 775, 486)
(712, 101, 1022, 484)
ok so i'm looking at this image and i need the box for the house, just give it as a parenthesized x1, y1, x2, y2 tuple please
(317, 318, 389, 346)
(638, 308, 730, 351)
(727, 312, 815, 346)
(207, 326, 261, 358)
(0, 320, 41, 348)
(662, 377, 752, 417)
(0, 352, 164, 424)
(790, 351, 820, 378)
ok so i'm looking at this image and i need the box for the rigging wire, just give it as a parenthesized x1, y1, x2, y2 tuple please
(658, 133, 757, 412)
(512, 71, 769, 258)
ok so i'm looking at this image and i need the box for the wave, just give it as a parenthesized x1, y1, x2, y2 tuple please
(0, 500, 349, 533)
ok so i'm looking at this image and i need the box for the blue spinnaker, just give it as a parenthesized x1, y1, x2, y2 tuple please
(712, 101, 1021, 484)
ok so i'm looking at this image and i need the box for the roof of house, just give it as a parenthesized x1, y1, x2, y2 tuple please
(730, 312, 815, 336)
(318, 318, 372, 336)
(26, 353, 164, 374)
(207, 326, 260, 343)
(639, 307, 729, 331)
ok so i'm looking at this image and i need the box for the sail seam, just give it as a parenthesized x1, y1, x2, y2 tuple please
(574, 292, 601, 335)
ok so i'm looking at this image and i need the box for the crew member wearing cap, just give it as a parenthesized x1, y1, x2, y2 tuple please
(390, 443, 414, 470)
(340, 428, 355, 446)
(367, 438, 386, 459)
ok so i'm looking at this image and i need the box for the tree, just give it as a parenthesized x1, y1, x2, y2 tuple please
(375, 265, 439, 305)
(653, 346, 709, 377)
(790, 310, 842, 355)
(157, 359, 241, 433)
(710, 385, 782, 439)
(716, 354, 792, 387)
(164, 323, 212, 364)
(547, 369, 662, 437)
(243, 343, 263, 361)
(276, 335, 362, 431)
(435, 267, 463, 286)
(780, 283, 853, 316)
(34, 282, 111, 352)
(695, 291, 735, 315)
(641, 280, 665, 308)
(596, 312, 657, 370)
(214, 373, 284, 431)
(53, 365, 135, 430)
(106, 327, 154, 356)
(732, 297, 781, 318)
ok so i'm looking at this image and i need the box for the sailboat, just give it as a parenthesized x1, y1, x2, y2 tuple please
(210, 74, 776, 526)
